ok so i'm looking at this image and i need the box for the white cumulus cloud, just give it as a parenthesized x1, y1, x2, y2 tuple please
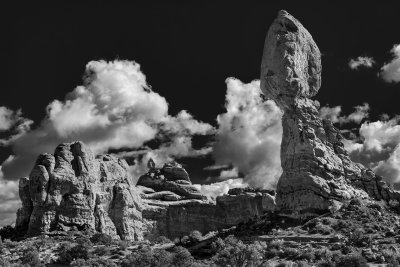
(0, 167, 20, 226)
(348, 56, 375, 70)
(193, 178, 248, 199)
(1, 60, 214, 181)
(344, 116, 400, 183)
(320, 103, 369, 125)
(380, 44, 400, 83)
(211, 78, 283, 189)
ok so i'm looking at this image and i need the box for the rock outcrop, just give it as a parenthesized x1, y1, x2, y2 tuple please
(260, 10, 400, 215)
(137, 162, 204, 200)
(137, 160, 275, 239)
(16, 146, 276, 240)
(15, 142, 144, 240)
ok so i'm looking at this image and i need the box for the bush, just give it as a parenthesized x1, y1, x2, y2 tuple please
(90, 233, 113, 245)
(335, 254, 368, 267)
(269, 239, 284, 250)
(152, 235, 172, 244)
(121, 247, 173, 267)
(281, 247, 300, 259)
(58, 243, 89, 264)
(0, 258, 12, 267)
(348, 229, 371, 247)
(212, 236, 263, 267)
(70, 258, 118, 267)
(93, 245, 109, 256)
(171, 246, 195, 267)
(0, 226, 15, 241)
(21, 247, 44, 267)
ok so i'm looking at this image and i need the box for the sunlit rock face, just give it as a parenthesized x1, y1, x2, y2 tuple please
(137, 160, 275, 239)
(16, 142, 144, 240)
(261, 10, 400, 215)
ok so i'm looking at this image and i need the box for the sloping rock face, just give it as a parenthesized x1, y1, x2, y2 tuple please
(137, 161, 275, 239)
(260, 10, 400, 215)
(15, 142, 144, 240)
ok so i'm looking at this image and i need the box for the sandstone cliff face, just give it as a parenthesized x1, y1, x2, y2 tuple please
(16, 142, 144, 240)
(260, 10, 400, 215)
(137, 162, 275, 239)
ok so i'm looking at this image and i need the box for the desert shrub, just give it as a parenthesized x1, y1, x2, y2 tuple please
(211, 238, 225, 252)
(0, 225, 15, 241)
(93, 245, 109, 256)
(309, 223, 333, 235)
(121, 247, 173, 267)
(0, 258, 11, 267)
(265, 248, 281, 259)
(117, 240, 130, 250)
(71, 258, 118, 267)
(335, 254, 368, 267)
(300, 248, 316, 262)
(76, 236, 93, 247)
(389, 200, 400, 210)
(2, 239, 18, 249)
(281, 247, 301, 259)
(171, 246, 195, 267)
(21, 247, 44, 267)
(188, 230, 203, 243)
(269, 239, 284, 250)
(349, 198, 363, 207)
(58, 243, 89, 264)
(314, 249, 333, 261)
(212, 236, 263, 267)
(348, 229, 371, 247)
(275, 261, 307, 267)
(90, 233, 113, 245)
(152, 235, 172, 244)
(316, 261, 335, 267)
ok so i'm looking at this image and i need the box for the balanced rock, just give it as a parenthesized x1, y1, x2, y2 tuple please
(16, 141, 144, 240)
(261, 10, 400, 215)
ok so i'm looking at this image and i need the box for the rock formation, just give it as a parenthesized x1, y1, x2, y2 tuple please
(260, 10, 400, 215)
(137, 161, 203, 200)
(16, 142, 144, 240)
(16, 146, 276, 240)
(137, 159, 275, 239)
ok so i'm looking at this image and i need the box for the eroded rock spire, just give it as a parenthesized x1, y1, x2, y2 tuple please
(261, 10, 400, 215)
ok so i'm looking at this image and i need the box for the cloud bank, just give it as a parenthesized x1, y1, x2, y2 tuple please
(348, 56, 375, 70)
(380, 44, 400, 83)
(211, 78, 283, 189)
(0, 167, 20, 226)
(193, 178, 248, 199)
(320, 103, 369, 125)
(344, 116, 400, 183)
(2, 60, 214, 181)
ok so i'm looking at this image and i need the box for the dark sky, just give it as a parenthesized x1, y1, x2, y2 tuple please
(0, 2, 399, 183)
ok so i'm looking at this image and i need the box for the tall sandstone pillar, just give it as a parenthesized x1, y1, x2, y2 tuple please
(260, 11, 400, 216)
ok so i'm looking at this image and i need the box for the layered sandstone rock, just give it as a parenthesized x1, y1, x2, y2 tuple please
(137, 161, 205, 200)
(140, 188, 275, 239)
(15, 142, 144, 240)
(260, 10, 400, 215)
(137, 160, 275, 239)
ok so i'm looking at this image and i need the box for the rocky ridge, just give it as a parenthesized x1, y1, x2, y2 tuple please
(260, 10, 400, 215)
(16, 142, 144, 241)
(16, 144, 275, 240)
(137, 160, 275, 239)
